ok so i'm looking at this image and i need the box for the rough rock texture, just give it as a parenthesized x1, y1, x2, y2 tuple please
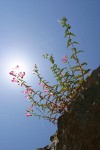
(37, 131, 58, 150)
(37, 66, 100, 150)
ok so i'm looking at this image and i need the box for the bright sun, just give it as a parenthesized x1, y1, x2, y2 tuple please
(2, 49, 38, 87)
(10, 61, 26, 73)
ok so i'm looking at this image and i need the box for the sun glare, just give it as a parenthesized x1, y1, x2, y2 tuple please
(10, 61, 26, 73)
(3, 56, 30, 85)
(2, 50, 36, 88)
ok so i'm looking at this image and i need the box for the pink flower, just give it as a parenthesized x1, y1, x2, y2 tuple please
(11, 77, 18, 82)
(29, 106, 33, 110)
(39, 83, 48, 92)
(62, 55, 67, 63)
(26, 112, 32, 117)
(44, 89, 48, 92)
(39, 83, 44, 87)
(14, 65, 19, 69)
(43, 85, 48, 92)
(27, 88, 33, 94)
(39, 83, 52, 93)
(23, 88, 33, 94)
(9, 71, 16, 76)
(18, 72, 25, 78)
(22, 87, 33, 99)
(10, 66, 25, 78)
(25, 95, 29, 99)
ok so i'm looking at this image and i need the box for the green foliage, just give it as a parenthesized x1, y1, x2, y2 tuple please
(10, 17, 90, 124)
(30, 17, 90, 123)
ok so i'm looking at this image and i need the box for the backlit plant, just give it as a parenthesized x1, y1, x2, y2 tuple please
(9, 17, 90, 124)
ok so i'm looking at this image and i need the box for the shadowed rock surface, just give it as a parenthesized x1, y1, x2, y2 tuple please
(37, 66, 100, 150)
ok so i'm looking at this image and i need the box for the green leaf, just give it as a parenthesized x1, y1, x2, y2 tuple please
(70, 53, 75, 59)
(72, 47, 77, 53)
(70, 54, 77, 60)
(74, 74, 82, 79)
(60, 17, 67, 27)
(76, 50, 84, 54)
(69, 32, 75, 36)
(72, 41, 79, 45)
(64, 31, 75, 38)
(67, 38, 71, 48)
(64, 28, 69, 38)
(66, 24, 71, 29)
(62, 17, 67, 22)
(81, 62, 88, 66)
(83, 69, 91, 75)
(43, 54, 49, 59)
(57, 77, 62, 82)
(60, 87, 67, 92)
(50, 55, 54, 64)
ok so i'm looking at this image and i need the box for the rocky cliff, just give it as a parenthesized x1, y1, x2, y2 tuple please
(37, 66, 100, 150)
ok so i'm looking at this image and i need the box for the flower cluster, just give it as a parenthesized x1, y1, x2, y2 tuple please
(26, 105, 34, 117)
(22, 87, 33, 99)
(9, 65, 25, 83)
(39, 82, 53, 95)
(9, 65, 34, 117)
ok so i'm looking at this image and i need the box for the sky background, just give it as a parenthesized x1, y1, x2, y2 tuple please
(0, 0, 100, 150)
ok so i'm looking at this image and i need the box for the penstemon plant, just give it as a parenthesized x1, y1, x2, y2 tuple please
(9, 17, 90, 124)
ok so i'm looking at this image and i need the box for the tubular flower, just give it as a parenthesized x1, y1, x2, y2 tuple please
(13, 65, 19, 69)
(18, 72, 25, 78)
(27, 88, 33, 94)
(9, 71, 16, 76)
(26, 112, 32, 117)
(22, 87, 33, 99)
(11, 77, 18, 82)
(62, 55, 67, 63)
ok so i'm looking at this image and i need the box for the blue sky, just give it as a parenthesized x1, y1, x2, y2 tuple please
(0, 0, 100, 150)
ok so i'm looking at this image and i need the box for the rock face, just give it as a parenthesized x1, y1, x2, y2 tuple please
(37, 131, 58, 150)
(37, 66, 100, 150)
